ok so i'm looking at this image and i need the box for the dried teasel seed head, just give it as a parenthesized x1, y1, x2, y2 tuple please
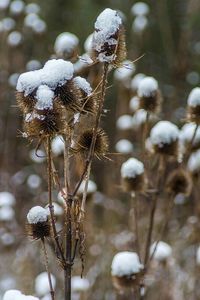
(24, 108, 67, 138)
(187, 87, 200, 124)
(55, 80, 82, 112)
(111, 251, 144, 290)
(26, 206, 51, 240)
(92, 8, 126, 65)
(166, 168, 192, 196)
(120, 158, 146, 192)
(73, 128, 109, 159)
(137, 77, 161, 113)
(16, 91, 36, 113)
(149, 121, 179, 156)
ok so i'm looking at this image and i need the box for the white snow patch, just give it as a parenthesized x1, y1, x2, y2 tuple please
(138, 76, 158, 97)
(129, 96, 140, 112)
(131, 2, 150, 16)
(73, 76, 92, 95)
(27, 206, 48, 224)
(114, 60, 135, 81)
(84, 33, 93, 53)
(71, 276, 90, 292)
(187, 87, 200, 107)
(187, 149, 200, 173)
(115, 139, 133, 154)
(111, 251, 143, 276)
(0, 192, 16, 207)
(131, 73, 146, 91)
(116, 115, 133, 130)
(78, 180, 97, 195)
(51, 135, 65, 156)
(0, 0, 10, 10)
(150, 241, 172, 261)
(54, 32, 79, 55)
(10, 0, 25, 15)
(35, 272, 56, 297)
(0, 206, 15, 221)
(121, 158, 144, 179)
(16, 70, 43, 96)
(35, 85, 54, 110)
(150, 121, 179, 146)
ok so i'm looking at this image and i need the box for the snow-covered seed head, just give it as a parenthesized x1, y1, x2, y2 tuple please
(92, 8, 126, 65)
(179, 123, 200, 154)
(35, 272, 56, 297)
(121, 158, 146, 192)
(26, 206, 50, 240)
(150, 241, 172, 262)
(166, 168, 192, 196)
(111, 251, 143, 290)
(115, 139, 134, 154)
(187, 149, 200, 177)
(187, 87, 200, 124)
(54, 32, 79, 59)
(24, 109, 67, 138)
(72, 128, 109, 160)
(55, 79, 82, 113)
(35, 85, 54, 111)
(137, 76, 161, 113)
(71, 276, 90, 293)
(73, 76, 96, 114)
(150, 121, 179, 156)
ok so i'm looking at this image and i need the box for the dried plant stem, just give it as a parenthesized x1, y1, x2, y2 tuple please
(46, 137, 66, 266)
(41, 238, 55, 300)
(188, 123, 198, 154)
(144, 155, 165, 266)
(131, 192, 141, 261)
(64, 198, 73, 300)
(142, 112, 149, 156)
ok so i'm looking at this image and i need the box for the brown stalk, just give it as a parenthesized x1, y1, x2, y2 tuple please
(131, 192, 141, 261)
(41, 238, 55, 300)
(144, 155, 165, 266)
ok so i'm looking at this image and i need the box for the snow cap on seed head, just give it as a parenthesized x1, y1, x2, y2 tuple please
(111, 251, 143, 276)
(121, 158, 144, 179)
(27, 206, 48, 224)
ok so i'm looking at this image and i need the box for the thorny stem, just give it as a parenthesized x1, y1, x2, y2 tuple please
(41, 238, 55, 300)
(46, 137, 66, 266)
(144, 155, 165, 266)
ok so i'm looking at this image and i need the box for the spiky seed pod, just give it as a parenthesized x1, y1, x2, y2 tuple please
(73, 128, 109, 159)
(187, 88, 200, 124)
(24, 108, 68, 138)
(16, 91, 36, 113)
(80, 93, 97, 114)
(138, 77, 161, 113)
(26, 206, 51, 240)
(121, 158, 146, 193)
(166, 169, 192, 196)
(122, 174, 146, 193)
(26, 221, 51, 240)
(112, 273, 142, 291)
(92, 9, 126, 65)
(55, 80, 82, 112)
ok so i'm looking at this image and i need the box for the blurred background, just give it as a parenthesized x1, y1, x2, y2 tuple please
(1, 0, 200, 299)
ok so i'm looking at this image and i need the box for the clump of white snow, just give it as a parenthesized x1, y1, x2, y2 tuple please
(27, 206, 48, 224)
(10, 0, 25, 15)
(115, 139, 133, 154)
(7, 31, 22, 47)
(51, 135, 65, 156)
(179, 123, 200, 150)
(16, 70, 43, 96)
(0, 192, 16, 207)
(121, 158, 144, 179)
(116, 115, 133, 130)
(27, 174, 41, 189)
(196, 246, 200, 265)
(54, 32, 79, 56)
(25, 3, 40, 14)
(3, 290, 39, 300)
(73, 76, 92, 95)
(131, 73, 146, 91)
(93, 8, 122, 62)
(132, 109, 148, 129)
(129, 96, 140, 112)
(131, 2, 150, 16)
(150, 241, 172, 261)
(150, 121, 179, 146)
(114, 60, 135, 81)
(0, 0, 10, 10)
(71, 276, 90, 292)
(78, 180, 97, 195)
(138, 76, 158, 98)
(187, 149, 200, 173)
(35, 272, 56, 297)
(111, 251, 143, 276)
(187, 87, 200, 107)
(84, 33, 93, 53)
(35, 85, 54, 110)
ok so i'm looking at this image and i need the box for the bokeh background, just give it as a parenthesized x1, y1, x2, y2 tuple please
(1, 0, 200, 299)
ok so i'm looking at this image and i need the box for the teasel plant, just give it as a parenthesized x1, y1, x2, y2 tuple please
(16, 8, 127, 300)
